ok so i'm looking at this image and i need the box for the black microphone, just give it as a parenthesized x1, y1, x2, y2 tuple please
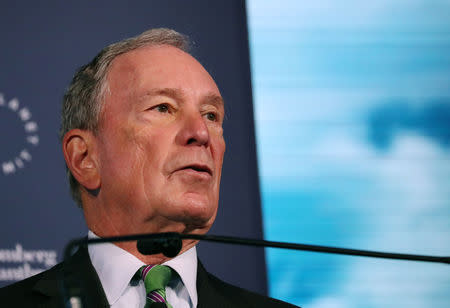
(136, 232, 182, 257)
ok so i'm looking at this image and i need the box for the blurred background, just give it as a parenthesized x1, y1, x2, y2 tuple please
(0, 1, 449, 307)
(247, 1, 450, 307)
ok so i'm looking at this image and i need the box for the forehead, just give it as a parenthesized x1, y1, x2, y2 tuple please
(106, 45, 221, 99)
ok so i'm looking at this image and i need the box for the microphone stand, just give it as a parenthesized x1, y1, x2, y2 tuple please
(64, 232, 450, 264)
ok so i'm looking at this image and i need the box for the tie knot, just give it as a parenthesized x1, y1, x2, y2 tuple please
(140, 265, 172, 293)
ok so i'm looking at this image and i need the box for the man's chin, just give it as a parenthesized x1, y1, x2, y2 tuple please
(169, 198, 217, 232)
(178, 209, 216, 232)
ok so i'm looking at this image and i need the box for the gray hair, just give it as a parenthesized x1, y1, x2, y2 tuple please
(60, 28, 190, 206)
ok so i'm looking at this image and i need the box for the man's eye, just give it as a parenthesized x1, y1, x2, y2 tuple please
(205, 112, 217, 122)
(153, 104, 169, 113)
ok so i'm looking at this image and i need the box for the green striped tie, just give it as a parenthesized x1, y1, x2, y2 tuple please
(140, 265, 173, 308)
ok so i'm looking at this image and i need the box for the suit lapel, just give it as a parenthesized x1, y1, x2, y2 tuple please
(32, 245, 109, 308)
(197, 260, 221, 308)
(197, 260, 242, 308)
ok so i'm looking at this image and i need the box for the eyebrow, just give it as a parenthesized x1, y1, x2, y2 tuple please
(202, 93, 225, 109)
(139, 88, 224, 108)
(139, 88, 184, 102)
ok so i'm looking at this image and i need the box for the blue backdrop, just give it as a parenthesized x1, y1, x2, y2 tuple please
(247, 1, 450, 307)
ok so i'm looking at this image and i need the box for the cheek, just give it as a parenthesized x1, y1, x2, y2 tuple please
(210, 137, 225, 197)
(212, 135, 226, 167)
(99, 125, 148, 180)
(134, 129, 171, 179)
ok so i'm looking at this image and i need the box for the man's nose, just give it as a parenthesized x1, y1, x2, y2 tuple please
(175, 111, 210, 147)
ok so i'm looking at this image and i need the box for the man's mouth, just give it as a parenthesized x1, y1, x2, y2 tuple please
(178, 164, 212, 176)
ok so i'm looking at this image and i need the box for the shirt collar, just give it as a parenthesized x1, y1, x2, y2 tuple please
(164, 243, 198, 307)
(87, 230, 198, 306)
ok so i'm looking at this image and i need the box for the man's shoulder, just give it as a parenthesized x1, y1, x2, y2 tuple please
(0, 261, 64, 303)
(0, 245, 107, 307)
(197, 261, 299, 308)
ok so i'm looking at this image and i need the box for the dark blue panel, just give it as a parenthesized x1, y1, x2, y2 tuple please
(0, 0, 266, 295)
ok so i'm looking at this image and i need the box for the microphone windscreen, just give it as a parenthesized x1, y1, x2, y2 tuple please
(137, 236, 182, 258)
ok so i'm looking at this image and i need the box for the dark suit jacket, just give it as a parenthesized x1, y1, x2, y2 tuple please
(0, 246, 298, 307)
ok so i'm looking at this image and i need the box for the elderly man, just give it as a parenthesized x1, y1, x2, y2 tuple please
(0, 28, 296, 307)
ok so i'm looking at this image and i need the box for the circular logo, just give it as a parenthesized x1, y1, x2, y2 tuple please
(0, 92, 40, 175)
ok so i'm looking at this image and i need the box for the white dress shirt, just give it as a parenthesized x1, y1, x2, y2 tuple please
(87, 231, 198, 308)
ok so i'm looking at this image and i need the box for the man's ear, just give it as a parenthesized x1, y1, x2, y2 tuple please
(62, 129, 101, 191)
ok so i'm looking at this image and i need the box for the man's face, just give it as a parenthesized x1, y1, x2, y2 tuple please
(93, 45, 225, 235)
